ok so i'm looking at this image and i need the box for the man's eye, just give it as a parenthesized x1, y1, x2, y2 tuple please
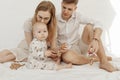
(63, 6, 66, 9)
(68, 8, 72, 11)
(38, 31, 41, 33)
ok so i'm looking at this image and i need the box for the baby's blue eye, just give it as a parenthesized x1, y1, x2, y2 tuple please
(44, 31, 47, 32)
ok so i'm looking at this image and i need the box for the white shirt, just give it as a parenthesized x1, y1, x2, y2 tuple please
(29, 38, 47, 58)
(57, 12, 102, 48)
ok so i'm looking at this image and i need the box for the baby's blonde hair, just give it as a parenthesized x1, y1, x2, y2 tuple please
(33, 22, 47, 31)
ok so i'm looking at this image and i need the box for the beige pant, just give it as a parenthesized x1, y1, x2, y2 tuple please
(70, 39, 88, 56)
(9, 40, 29, 61)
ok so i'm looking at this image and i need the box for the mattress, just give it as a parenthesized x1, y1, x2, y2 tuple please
(0, 58, 120, 80)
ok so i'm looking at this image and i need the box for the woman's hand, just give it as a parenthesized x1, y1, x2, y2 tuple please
(88, 39, 99, 53)
(45, 49, 59, 62)
(45, 50, 57, 58)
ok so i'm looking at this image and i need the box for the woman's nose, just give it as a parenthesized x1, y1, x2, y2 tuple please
(41, 19, 44, 23)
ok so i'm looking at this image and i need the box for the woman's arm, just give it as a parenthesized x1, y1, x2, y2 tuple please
(51, 38, 57, 49)
(24, 31, 33, 46)
(23, 18, 33, 46)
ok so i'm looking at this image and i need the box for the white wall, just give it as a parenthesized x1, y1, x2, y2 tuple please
(0, 0, 119, 57)
(110, 0, 120, 57)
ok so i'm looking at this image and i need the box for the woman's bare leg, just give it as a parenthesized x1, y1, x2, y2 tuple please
(0, 49, 15, 63)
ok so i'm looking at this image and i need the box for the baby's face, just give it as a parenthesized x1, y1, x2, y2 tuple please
(34, 24, 48, 41)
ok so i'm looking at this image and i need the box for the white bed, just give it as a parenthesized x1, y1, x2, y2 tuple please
(0, 0, 120, 80)
(0, 58, 120, 80)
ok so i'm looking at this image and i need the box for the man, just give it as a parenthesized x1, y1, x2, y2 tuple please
(56, 0, 116, 72)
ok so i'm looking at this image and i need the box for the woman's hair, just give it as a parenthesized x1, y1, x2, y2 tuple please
(32, 1, 56, 48)
(62, 0, 78, 5)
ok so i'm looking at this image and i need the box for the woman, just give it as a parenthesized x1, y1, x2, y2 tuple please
(0, 1, 57, 63)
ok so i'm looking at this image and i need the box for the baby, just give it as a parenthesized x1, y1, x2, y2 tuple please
(26, 22, 72, 70)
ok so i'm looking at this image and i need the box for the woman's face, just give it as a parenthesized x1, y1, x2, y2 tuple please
(36, 11, 51, 24)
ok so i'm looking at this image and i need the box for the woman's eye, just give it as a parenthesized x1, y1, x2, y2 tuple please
(44, 18, 49, 20)
(38, 31, 41, 33)
(39, 16, 42, 19)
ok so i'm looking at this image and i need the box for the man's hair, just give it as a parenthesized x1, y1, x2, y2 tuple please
(62, 0, 78, 5)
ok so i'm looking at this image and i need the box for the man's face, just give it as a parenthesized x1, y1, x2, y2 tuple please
(61, 2, 77, 21)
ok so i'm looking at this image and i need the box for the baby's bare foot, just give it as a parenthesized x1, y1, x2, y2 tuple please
(10, 62, 25, 70)
(99, 62, 117, 72)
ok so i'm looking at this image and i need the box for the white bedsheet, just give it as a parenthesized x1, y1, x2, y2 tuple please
(0, 58, 120, 80)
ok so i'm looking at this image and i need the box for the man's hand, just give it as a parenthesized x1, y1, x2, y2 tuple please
(88, 39, 99, 53)
(59, 43, 68, 53)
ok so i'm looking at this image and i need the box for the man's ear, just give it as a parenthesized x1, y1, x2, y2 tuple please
(75, 6, 77, 10)
(61, 2, 63, 6)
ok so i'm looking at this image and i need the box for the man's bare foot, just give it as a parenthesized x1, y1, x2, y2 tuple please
(107, 56, 112, 61)
(99, 62, 117, 72)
